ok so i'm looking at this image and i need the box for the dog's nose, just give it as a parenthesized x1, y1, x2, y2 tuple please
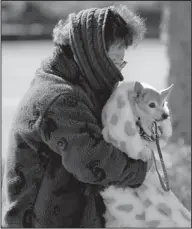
(162, 113, 168, 120)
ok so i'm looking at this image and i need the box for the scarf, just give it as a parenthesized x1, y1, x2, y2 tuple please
(45, 6, 125, 108)
(68, 7, 124, 96)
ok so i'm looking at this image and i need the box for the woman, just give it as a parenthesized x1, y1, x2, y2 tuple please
(2, 5, 149, 227)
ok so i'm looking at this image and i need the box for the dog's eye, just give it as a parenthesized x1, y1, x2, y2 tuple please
(149, 102, 156, 108)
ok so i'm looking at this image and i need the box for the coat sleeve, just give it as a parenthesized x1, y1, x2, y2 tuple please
(39, 93, 147, 188)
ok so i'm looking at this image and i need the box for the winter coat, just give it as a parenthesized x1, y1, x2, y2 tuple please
(2, 6, 147, 228)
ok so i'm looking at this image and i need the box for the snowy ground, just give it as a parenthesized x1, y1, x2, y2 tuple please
(2, 39, 191, 211)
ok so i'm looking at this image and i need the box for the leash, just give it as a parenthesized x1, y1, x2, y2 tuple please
(152, 121, 170, 192)
(129, 102, 170, 192)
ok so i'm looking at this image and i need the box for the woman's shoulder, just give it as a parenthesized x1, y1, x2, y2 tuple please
(13, 72, 80, 124)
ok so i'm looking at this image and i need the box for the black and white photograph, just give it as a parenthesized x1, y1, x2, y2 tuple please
(2, 1, 191, 227)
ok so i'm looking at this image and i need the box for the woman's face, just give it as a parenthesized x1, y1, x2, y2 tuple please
(107, 42, 127, 71)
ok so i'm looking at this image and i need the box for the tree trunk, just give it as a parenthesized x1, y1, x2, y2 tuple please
(166, 1, 191, 144)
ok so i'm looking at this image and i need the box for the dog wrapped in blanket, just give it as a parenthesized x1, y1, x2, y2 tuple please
(100, 81, 191, 227)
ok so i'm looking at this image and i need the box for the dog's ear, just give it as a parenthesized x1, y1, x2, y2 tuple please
(160, 84, 174, 101)
(134, 81, 144, 95)
(53, 19, 69, 45)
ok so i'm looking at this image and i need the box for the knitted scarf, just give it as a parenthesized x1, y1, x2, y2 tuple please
(48, 6, 124, 108)
(68, 7, 124, 95)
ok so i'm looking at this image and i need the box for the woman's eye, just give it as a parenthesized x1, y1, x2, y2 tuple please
(149, 102, 156, 108)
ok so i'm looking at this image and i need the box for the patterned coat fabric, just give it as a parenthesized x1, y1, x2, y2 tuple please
(2, 7, 148, 228)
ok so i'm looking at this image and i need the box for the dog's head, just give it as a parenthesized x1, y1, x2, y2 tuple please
(133, 81, 174, 122)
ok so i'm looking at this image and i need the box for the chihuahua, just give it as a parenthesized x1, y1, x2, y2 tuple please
(102, 81, 174, 162)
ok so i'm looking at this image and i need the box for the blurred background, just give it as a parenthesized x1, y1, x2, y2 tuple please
(2, 1, 191, 211)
